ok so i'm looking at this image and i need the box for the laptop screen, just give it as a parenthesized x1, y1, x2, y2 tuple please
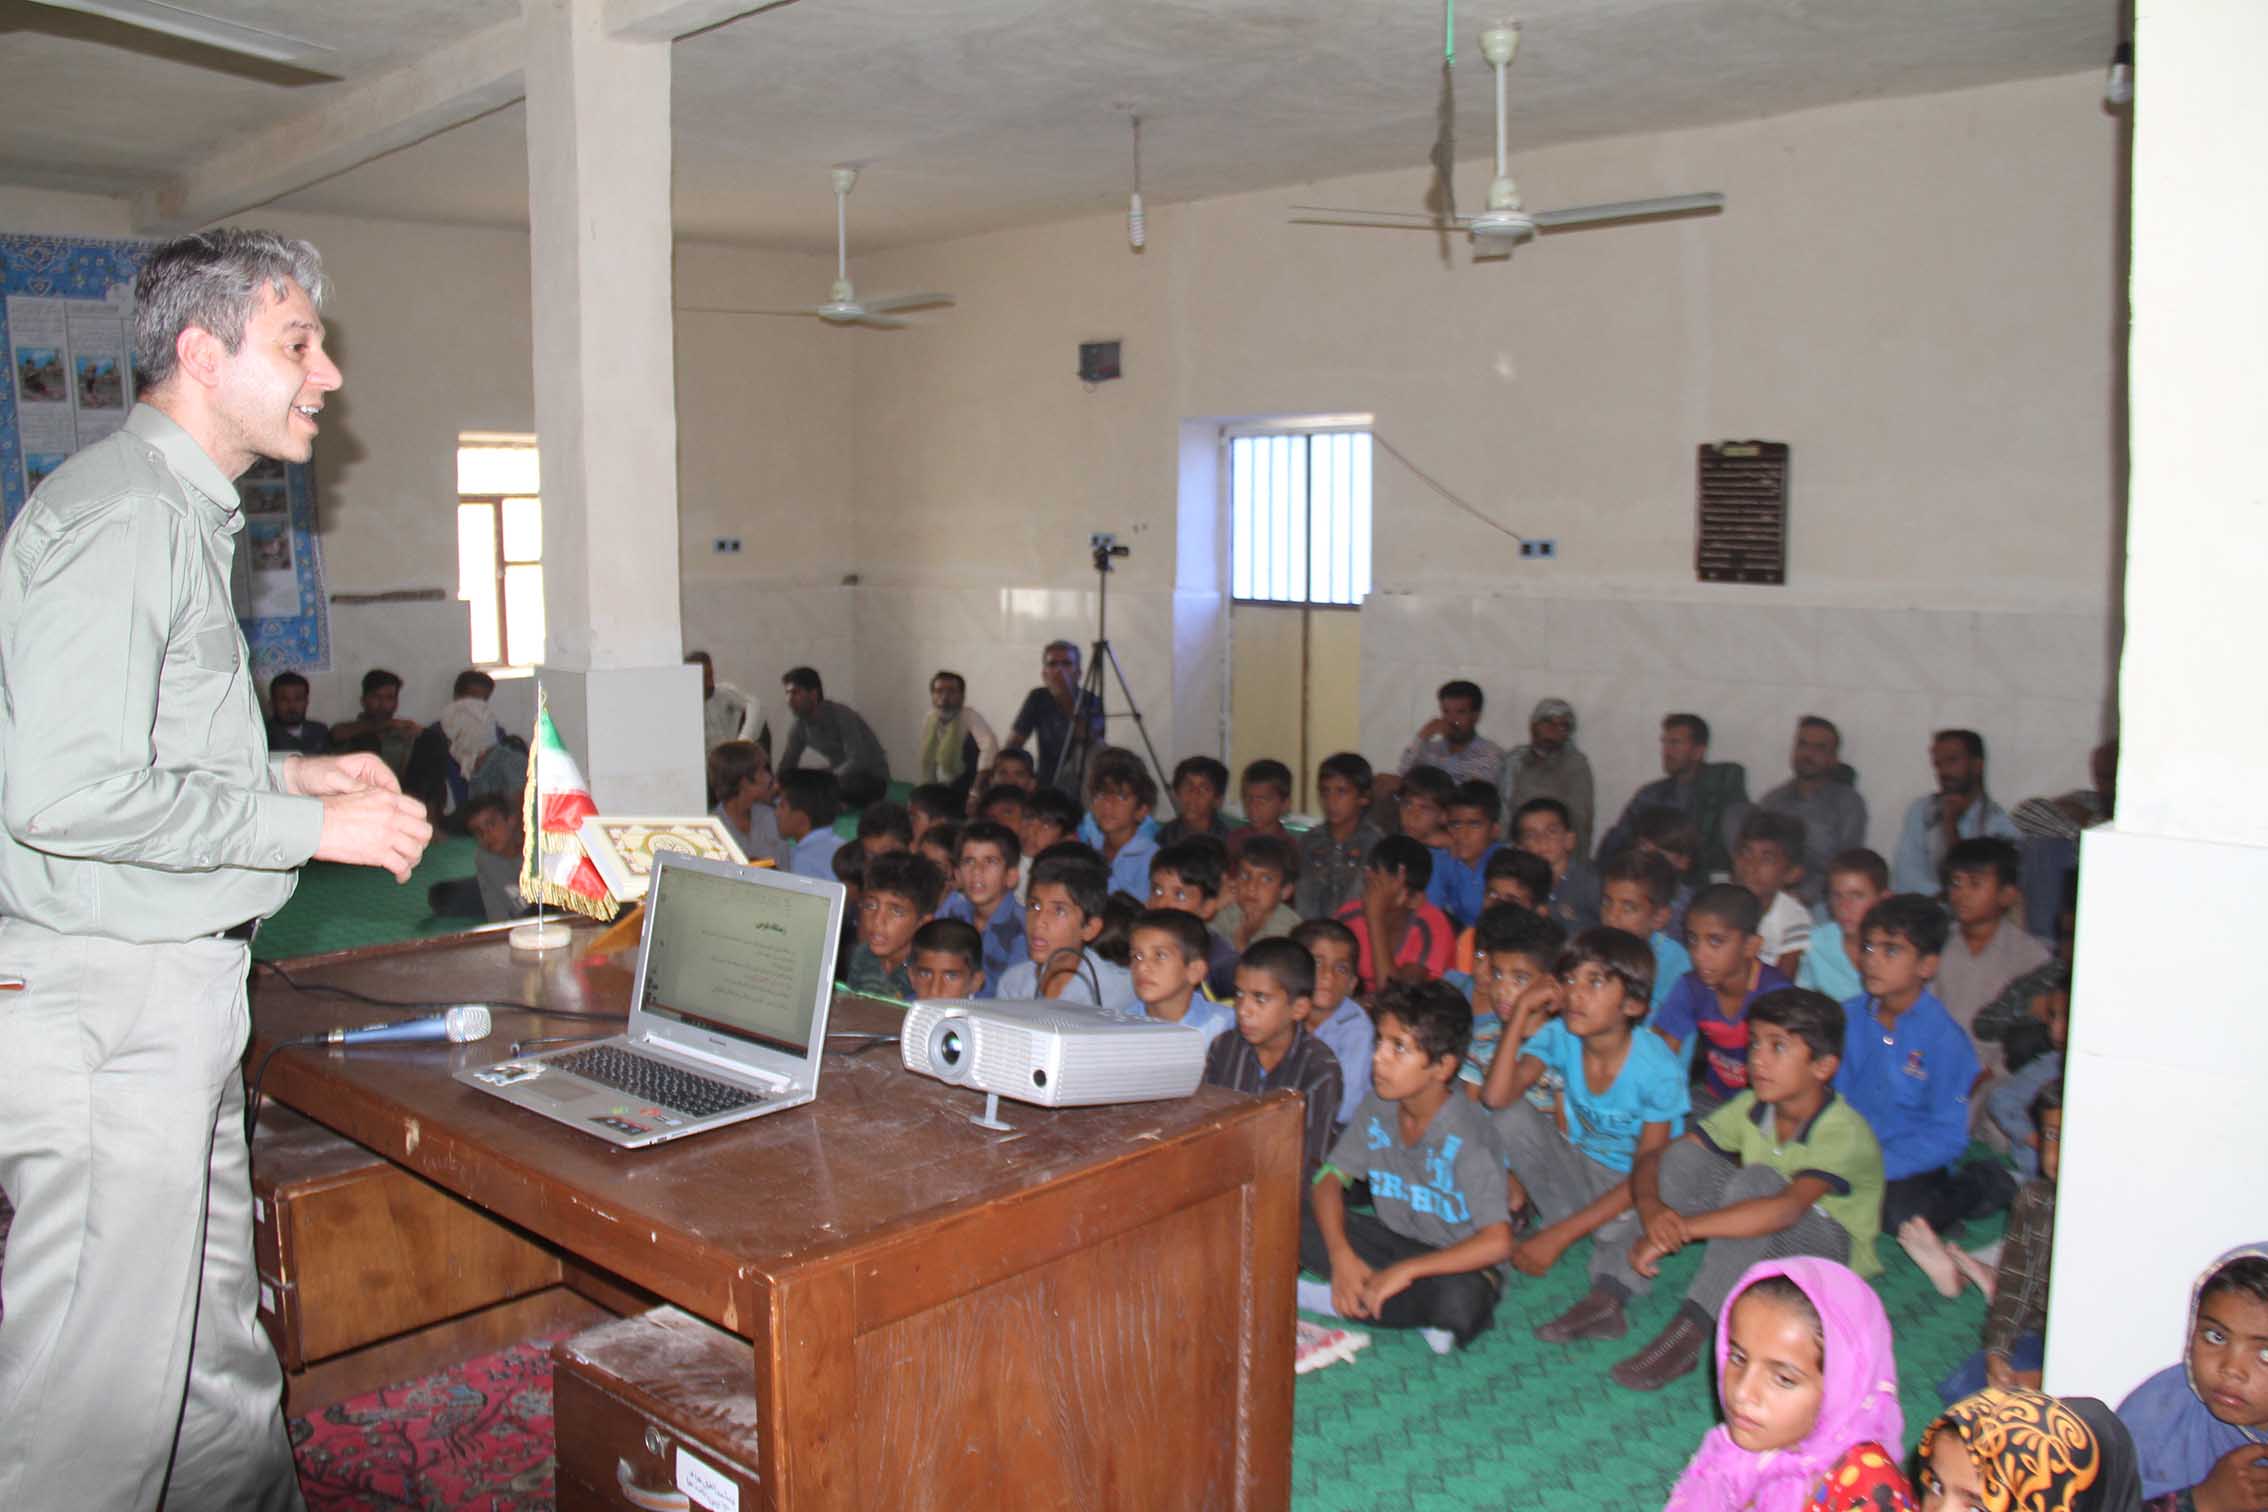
(638, 859, 836, 1057)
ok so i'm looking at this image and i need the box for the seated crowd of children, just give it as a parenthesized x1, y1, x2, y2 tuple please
(293, 658, 2247, 1507)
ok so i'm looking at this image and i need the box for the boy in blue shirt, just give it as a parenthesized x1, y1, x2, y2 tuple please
(1427, 780, 1504, 930)
(1290, 917, 1374, 1129)
(1124, 907, 1234, 1047)
(1597, 850, 1692, 1020)
(1651, 883, 1793, 1111)
(1457, 903, 1567, 1102)
(1145, 836, 1242, 997)
(939, 819, 1024, 997)
(1481, 927, 1690, 1344)
(1300, 979, 1516, 1353)
(776, 768, 847, 881)
(1084, 748, 1161, 899)
(994, 848, 1136, 1010)
(1832, 893, 2009, 1255)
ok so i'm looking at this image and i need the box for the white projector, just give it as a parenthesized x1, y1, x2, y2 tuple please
(900, 997, 1205, 1126)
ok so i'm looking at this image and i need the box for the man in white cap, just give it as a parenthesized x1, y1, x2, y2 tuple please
(1499, 697, 1595, 859)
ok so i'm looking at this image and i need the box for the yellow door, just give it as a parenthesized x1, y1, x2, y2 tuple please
(1229, 603, 1361, 816)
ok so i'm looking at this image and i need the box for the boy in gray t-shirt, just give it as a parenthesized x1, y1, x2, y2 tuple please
(1298, 980, 1514, 1352)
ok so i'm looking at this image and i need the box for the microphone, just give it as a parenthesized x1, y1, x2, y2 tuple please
(323, 1004, 493, 1046)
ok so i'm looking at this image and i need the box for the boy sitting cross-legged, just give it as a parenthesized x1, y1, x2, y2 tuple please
(1597, 849, 1693, 1021)
(1428, 780, 1505, 931)
(1289, 917, 1374, 1130)
(1125, 906, 1235, 1046)
(994, 847, 1137, 1010)
(1732, 809, 1812, 979)
(1227, 758, 1296, 855)
(1218, 834, 1302, 951)
(1450, 847, 1554, 975)
(1610, 987, 1885, 1391)
(1480, 927, 1690, 1344)
(1831, 894, 2008, 1279)
(1652, 882, 1794, 1114)
(1796, 847, 1890, 1006)
(1295, 752, 1383, 920)
(1204, 937, 1345, 1186)
(1457, 903, 1567, 1103)
(1513, 796, 1601, 934)
(1144, 836, 1242, 996)
(939, 819, 1024, 998)
(1084, 747, 1162, 898)
(843, 851, 947, 999)
(1158, 755, 1232, 846)
(1932, 836, 2051, 1075)
(1298, 979, 1517, 1354)
(1335, 835, 1456, 992)
(906, 917, 986, 1001)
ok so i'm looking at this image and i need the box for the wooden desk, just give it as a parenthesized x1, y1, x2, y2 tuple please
(251, 927, 1300, 1509)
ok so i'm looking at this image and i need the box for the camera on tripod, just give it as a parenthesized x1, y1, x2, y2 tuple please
(1090, 532, 1132, 573)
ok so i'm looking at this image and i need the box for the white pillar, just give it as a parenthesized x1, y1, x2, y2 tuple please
(2046, 0, 2268, 1400)
(523, 0, 702, 812)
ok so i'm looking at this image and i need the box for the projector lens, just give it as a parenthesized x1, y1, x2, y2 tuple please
(926, 1017, 969, 1082)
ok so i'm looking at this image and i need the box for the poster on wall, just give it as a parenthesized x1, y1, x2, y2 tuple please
(1, 232, 330, 677)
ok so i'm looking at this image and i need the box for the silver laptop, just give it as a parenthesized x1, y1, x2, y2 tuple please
(457, 850, 845, 1148)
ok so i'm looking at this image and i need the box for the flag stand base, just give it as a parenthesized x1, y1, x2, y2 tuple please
(509, 920, 574, 953)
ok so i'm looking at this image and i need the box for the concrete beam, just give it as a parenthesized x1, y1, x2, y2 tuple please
(134, 16, 527, 233)
(603, 0, 796, 43)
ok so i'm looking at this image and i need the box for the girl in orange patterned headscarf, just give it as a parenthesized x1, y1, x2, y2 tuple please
(1918, 1389, 2142, 1512)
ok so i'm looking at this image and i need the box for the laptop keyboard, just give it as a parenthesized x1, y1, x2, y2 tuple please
(551, 1044, 763, 1118)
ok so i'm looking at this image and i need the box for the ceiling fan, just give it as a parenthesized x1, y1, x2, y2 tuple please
(25, 0, 334, 66)
(728, 167, 954, 330)
(1292, 24, 1724, 256)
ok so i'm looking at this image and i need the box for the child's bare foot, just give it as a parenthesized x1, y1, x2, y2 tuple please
(1948, 1244, 1998, 1302)
(1898, 1216, 1965, 1298)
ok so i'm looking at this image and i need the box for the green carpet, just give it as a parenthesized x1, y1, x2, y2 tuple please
(257, 859, 2001, 1504)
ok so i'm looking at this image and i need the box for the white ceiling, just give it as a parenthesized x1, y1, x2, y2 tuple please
(0, 0, 2116, 251)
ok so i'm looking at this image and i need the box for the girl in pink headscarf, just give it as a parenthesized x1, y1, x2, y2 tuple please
(1666, 1257, 1917, 1512)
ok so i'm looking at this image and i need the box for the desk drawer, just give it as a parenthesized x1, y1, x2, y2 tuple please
(250, 1107, 561, 1368)
(555, 1308, 763, 1512)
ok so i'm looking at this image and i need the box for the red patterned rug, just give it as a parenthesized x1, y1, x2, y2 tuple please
(289, 1335, 566, 1511)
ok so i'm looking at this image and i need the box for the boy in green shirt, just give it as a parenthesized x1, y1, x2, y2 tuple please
(1610, 987, 1884, 1392)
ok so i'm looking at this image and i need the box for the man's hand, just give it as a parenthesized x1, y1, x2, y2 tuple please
(2193, 1444, 2268, 1512)
(1415, 717, 1449, 742)
(314, 786, 432, 883)
(285, 752, 403, 797)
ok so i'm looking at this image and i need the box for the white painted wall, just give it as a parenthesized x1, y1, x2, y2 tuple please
(846, 71, 2121, 831)
(2045, 0, 2268, 1406)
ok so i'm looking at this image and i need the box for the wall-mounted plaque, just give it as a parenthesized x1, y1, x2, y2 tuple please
(1696, 440, 1789, 585)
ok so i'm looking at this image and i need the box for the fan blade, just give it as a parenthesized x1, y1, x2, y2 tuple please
(1427, 53, 1457, 266)
(1531, 192, 1725, 231)
(674, 305, 825, 318)
(856, 291, 954, 313)
(853, 314, 912, 329)
(1290, 205, 1450, 223)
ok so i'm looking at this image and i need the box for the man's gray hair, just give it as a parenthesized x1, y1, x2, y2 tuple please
(133, 229, 328, 391)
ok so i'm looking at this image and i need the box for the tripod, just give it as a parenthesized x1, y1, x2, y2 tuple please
(1056, 534, 1169, 804)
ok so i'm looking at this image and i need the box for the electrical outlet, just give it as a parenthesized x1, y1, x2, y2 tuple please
(1520, 538, 1557, 559)
(713, 537, 743, 555)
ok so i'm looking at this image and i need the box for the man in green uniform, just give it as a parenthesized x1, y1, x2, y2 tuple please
(0, 230, 432, 1512)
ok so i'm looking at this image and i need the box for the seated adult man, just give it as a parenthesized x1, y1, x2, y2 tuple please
(1000, 640, 1102, 794)
(1374, 679, 1506, 808)
(1497, 696, 1595, 859)
(915, 669, 997, 800)
(1736, 715, 1867, 906)
(1598, 713, 1749, 878)
(778, 665, 891, 808)
(1890, 728, 2019, 895)
(2006, 740, 2115, 937)
(329, 666, 422, 780)
(687, 649, 765, 753)
(262, 670, 329, 756)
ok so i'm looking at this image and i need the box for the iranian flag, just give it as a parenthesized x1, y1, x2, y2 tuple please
(520, 689, 615, 920)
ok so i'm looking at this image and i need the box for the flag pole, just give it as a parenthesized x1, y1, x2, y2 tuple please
(509, 673, 573, 953)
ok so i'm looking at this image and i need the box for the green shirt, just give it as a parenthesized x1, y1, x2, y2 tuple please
(1698, 1089, 1886, 1276)
(0, 405, 324, 943)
